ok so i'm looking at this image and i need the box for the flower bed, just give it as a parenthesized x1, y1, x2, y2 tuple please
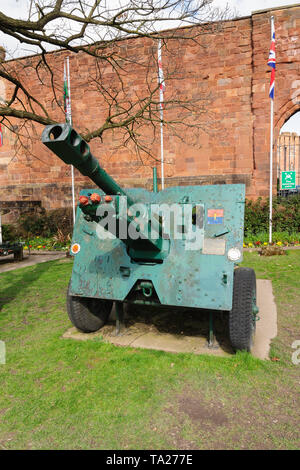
(16, 232, 300, 251)
(23, 236, 70, 252)
(243, 231, 300, 248)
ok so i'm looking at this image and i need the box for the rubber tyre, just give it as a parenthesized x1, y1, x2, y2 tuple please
(229, 267, 256, 352)
(67, 282, 113, 333)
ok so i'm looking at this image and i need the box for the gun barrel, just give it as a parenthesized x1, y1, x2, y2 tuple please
(42, 123, 164, 257)
(42, 123, 134, 204)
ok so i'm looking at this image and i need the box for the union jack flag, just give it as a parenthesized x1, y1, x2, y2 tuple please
(268, 18, 276, 100)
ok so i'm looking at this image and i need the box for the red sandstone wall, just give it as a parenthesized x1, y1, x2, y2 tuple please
(251, 6, 300, 196)
(0, 5, 299, 221)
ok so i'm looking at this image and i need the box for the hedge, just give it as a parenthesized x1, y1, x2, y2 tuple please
(244, 195, 300, 235)
(2, 208, 73, 242)
(1, 196, 299, 242)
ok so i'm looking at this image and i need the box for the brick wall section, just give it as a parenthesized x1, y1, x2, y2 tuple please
(251, 6, 300, 196)
(0, 6, 299, 222)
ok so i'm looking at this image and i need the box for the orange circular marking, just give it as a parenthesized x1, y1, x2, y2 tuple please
(105, 195, 112, 202)
(71, 243, 80, 254)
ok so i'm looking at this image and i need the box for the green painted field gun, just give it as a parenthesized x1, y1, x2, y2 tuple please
(42, 123, 258, 352)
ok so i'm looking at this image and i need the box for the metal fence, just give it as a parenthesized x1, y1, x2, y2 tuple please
(276, 133, 300, 196)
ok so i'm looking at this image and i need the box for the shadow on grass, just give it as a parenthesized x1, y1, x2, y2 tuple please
(0, 260, 55, 312)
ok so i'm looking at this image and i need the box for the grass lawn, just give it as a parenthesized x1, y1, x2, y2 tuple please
(0, 252, 299, 450)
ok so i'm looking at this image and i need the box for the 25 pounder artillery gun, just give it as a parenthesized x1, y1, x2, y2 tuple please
(42, 123, 259, 352)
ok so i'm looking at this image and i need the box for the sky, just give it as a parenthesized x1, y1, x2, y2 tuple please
(281, 113, 300, 135)
(0, 0, 298, 54)
(0, 0, 299, 133)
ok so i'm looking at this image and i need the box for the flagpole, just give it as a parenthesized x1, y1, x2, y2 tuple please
(268, 16, 275, 244)
(66, 57, 76, 225)
(158, 40, 165, 190)
(269, 97, 274, 244)
(160, 106, 164, 191)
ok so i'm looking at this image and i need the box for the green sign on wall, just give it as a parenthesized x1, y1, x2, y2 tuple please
(281, 171, 296, 190)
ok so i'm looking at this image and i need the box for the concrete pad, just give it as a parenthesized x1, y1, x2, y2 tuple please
(62, 279, 277, 360)
(0, 253, 66, 273)
(127, 331, 229, 357)
(252, 280, 278, 360)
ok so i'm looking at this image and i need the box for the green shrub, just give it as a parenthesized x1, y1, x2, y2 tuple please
(16, 208, 73, 238)
(244, 195, 300, 235)
(17, 210, 48, 237)
(1, 224, 19, 242)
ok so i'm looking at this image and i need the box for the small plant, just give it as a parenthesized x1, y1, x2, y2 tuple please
(258, 245, 285, 256)
(52, 228, 71, 246)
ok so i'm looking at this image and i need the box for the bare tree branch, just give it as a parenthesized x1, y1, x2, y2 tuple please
(0, 1, 231, 164)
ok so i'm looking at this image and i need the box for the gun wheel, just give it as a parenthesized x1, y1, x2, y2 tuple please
(67, 281, 113, 333)
(229, 267, 257, 352)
